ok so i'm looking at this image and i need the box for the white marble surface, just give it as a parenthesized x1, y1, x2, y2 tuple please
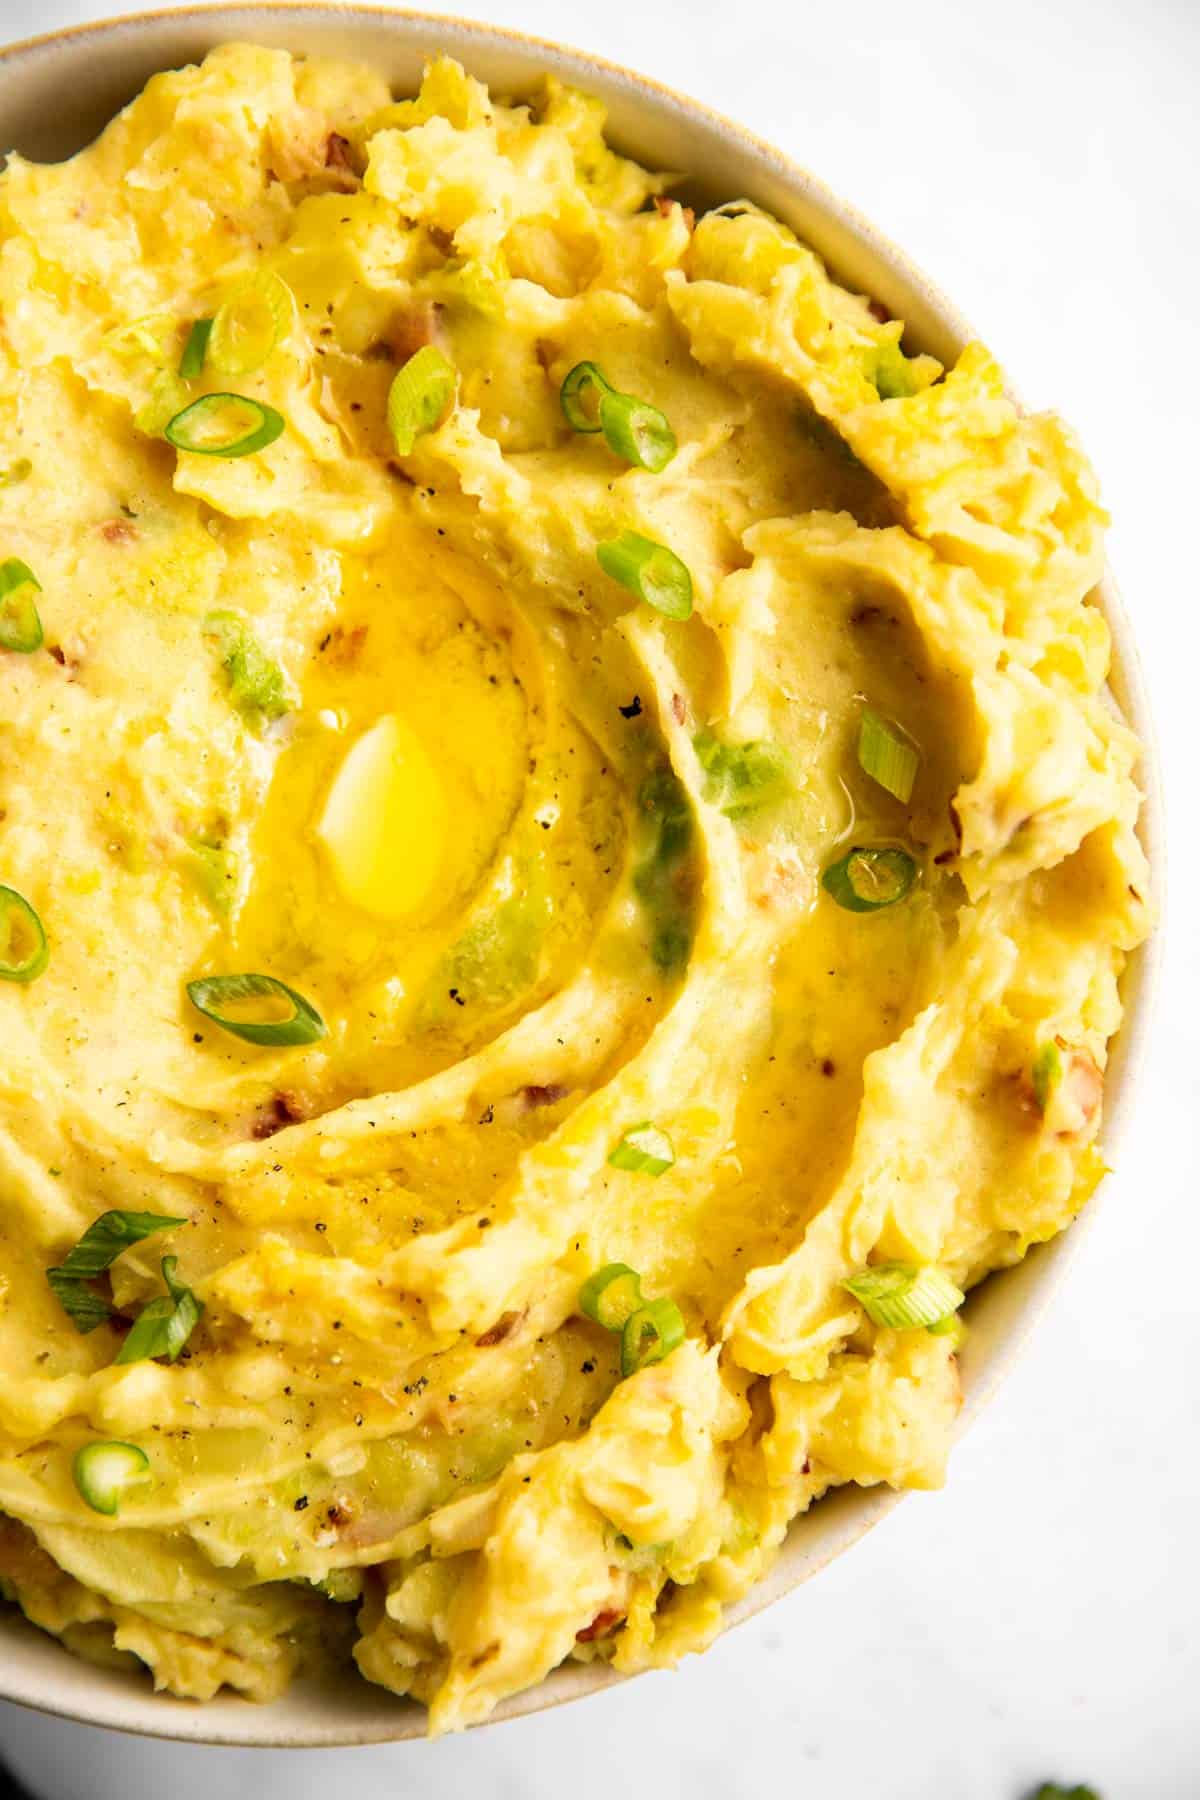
(0, 0, 1197, 1794)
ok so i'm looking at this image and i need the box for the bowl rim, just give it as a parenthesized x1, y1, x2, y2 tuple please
(0, 1, 1164, 1750)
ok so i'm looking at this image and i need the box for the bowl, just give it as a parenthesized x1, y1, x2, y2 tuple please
(0, 3, 1163, 1748)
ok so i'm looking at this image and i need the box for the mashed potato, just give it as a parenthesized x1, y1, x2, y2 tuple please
(0, 46, 1149, 1732)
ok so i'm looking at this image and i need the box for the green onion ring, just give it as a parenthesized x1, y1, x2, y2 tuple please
(208, 272, 294, 379)
(858, 707, 919, 803)
(0, 884, 48, 982)
(822, 846, 917, 912)
(387, 346, 457, 455)
(579, 1263, 644, 1332)
(607, 1122, 676, 1175)
(596, 530, 693, 620)
(115, 1255, 204, 1365)
(0, 558, 43, 654)
(560, 361, 614, 432)
(165, 394, 286, 459)
(841, 1261, 963, 1331)
(187, 973, 326, 1046)
(72, 1441, 150, 1516)
(598, 391, 677, 471)
(620, 1297, 686, 1378)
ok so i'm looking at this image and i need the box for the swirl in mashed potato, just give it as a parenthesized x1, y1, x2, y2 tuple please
(0, 46, 1149, 1732)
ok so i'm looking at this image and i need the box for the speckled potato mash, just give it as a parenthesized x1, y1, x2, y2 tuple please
(0, 46, 1149, 1732)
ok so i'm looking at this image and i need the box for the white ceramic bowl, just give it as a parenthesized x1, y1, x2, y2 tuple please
(0, 4, 1163, 1747)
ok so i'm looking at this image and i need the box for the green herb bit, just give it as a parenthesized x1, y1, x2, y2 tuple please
(0, 885, 48, 982)
(597, 531, 693, 620)
(179, 317, 214, 380)
(1032, 1041, 1063, 1112)
(620, 1297, 685, 1378)
(73, 1441, 151, 1516)
(651, 920, 691, 971)
(869, 340, 919, 400)
(607, 1123, 675, 1176)
(208, 272, 294, 378)
(46, 1209, 185, 1334)
(434, 256, 508, 318)
(842, 1261, 963, 1331)
(560, 361, 614, 432)
(579, 1263, 644, 1331)
(693, 728, 785, 818)
(312, 1569, 365, 1603)
(1030, 1786, 1101, 1800)
(0, 558, 43, 654)
(0, 459, 32, 488)
(858, 707, 918, 803)
(633, 765, 694, 973)
(181, 835, 237, 917)
(187, 972, 326, 1047)
(202, 609, 290, 725)
(822, 846, 917, 912)
(136, 370, 192, 439)
(561, 363, 677, 469)
(598, 391, 677, 472)
(387, 346, 457, 455)
(165, 394, 286, 458)
(637, 767, 692, 860)
(115, 1255, 203, 1365)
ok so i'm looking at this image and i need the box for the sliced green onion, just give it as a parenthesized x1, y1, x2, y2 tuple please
(47, 1276, 112, 1335)
(181, 835, 237, 917)
(179, 317, 213, 379)
(1032, 1040, 1063, 1112)
(387, 346, 457, 455)
(104, 313, 176, 362)
(165, 394, 285, 458)
(49, 1211, 184, 1283)
(822, 846, 917, 912)
(869, 340, 919, 400)
(579, 1263, 644, 1332)
(0, 458, 32, 488)
(597, 531, 693, 621)
(620, 1297, 685, 1378)
(858, 708, 918, 803)
(208, 272, 295, 377)
(926, 1311, 965, 1345)
(136, 369, 191, 439)
(187, 972, 327, 1046)
(693, 729, 785, 819)
(560, 361, 614, 432)
(842, 1261, 964, 1331)
(0, 884, 48, 983)
(115, 1255, 203, 1365)
(0, 558, 43, 654)
(202, 610, 290, 725)
(607, 1123, 675, 1176)
(72, 1441, 151, 1516)
(597, 391, 677, 472)
(434, 255, 508, 318)
(46, 1209, 184, 1334)
(1031, 1786, 1099, 1800)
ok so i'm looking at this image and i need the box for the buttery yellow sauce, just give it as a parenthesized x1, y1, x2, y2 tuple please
(0, 47, 1148, 1732)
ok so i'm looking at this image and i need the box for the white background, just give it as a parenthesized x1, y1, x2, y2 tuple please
(1, 0, 1197, 1795)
